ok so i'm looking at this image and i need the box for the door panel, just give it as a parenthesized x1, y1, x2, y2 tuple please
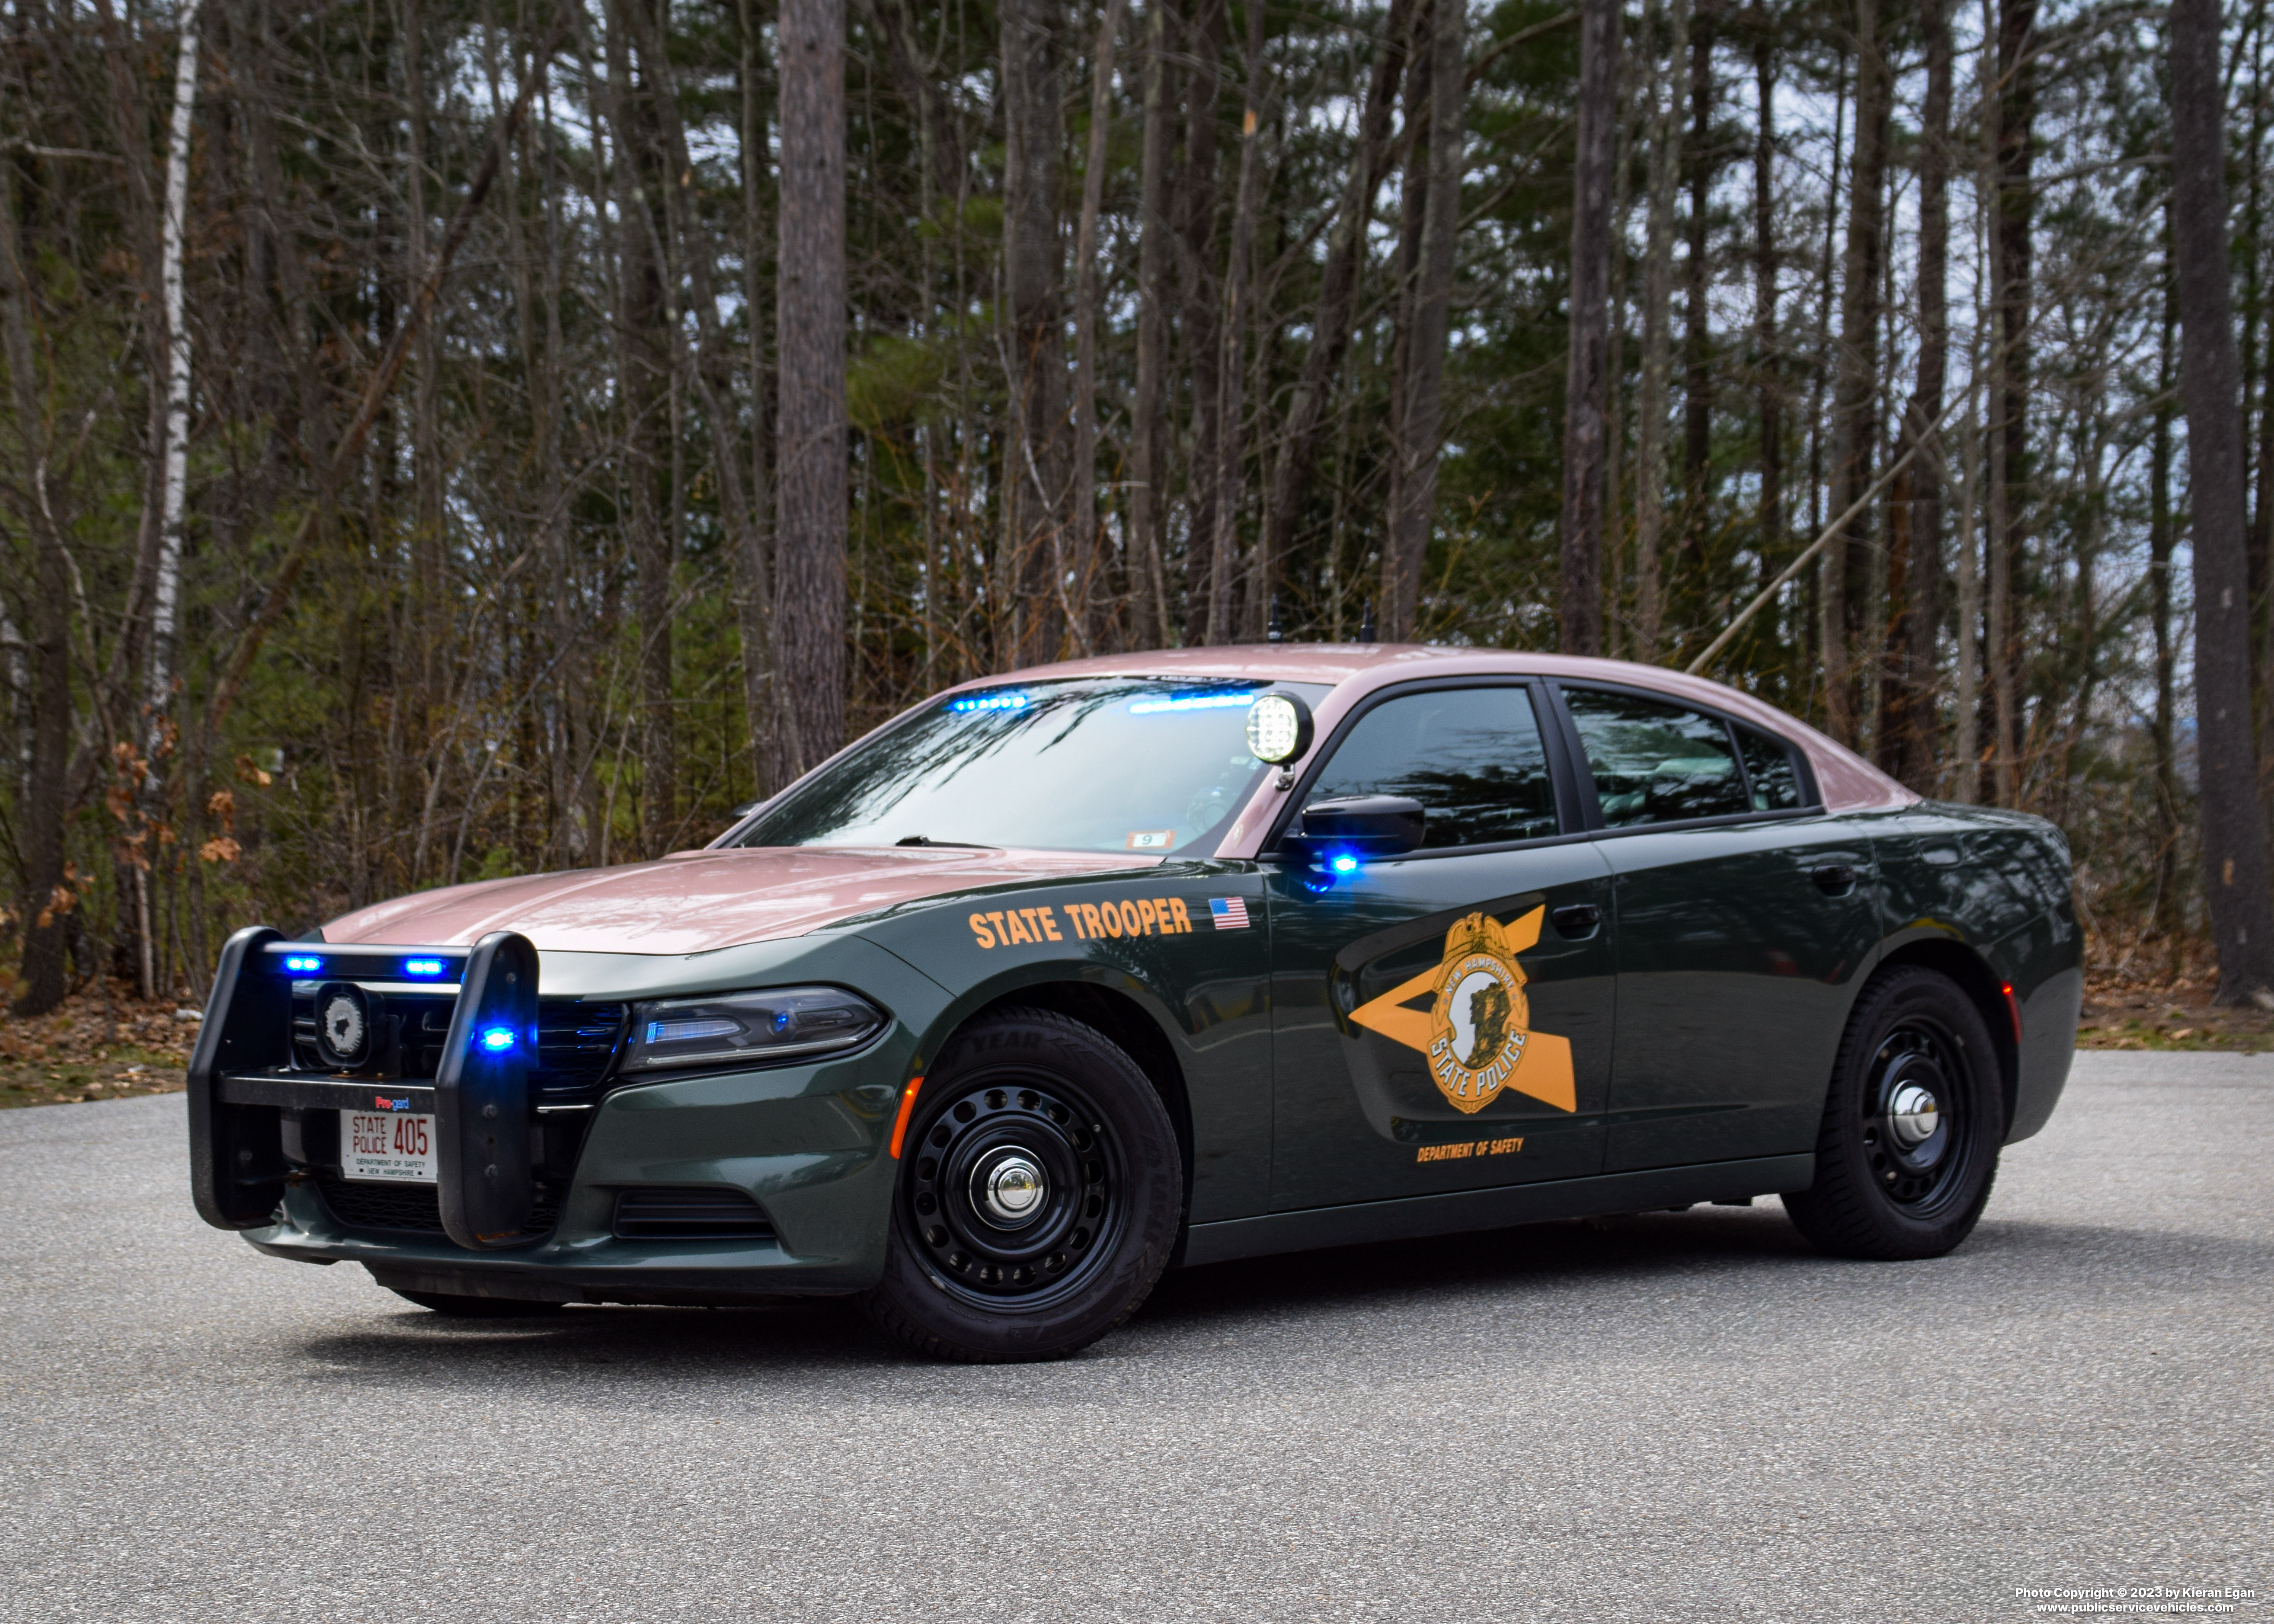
(1267, 851, 1617, 1210)
(1264, 683, 1614, 1212)
(1597, 819, 1874, 1167)
(1553, 684, 1875, 1171)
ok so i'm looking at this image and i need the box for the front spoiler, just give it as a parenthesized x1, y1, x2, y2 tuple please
(248, 1171, 878, 1299)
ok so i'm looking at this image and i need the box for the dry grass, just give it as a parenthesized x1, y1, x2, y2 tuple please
(2077, 933, 2274, 1052)
(0, 980, 197, 1108)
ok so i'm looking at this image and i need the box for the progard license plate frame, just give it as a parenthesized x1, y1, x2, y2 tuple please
(340, 1109, 438, 1184)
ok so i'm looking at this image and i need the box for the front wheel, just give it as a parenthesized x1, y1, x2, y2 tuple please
(862, 1008, 1183, 1362)
(1784, 965, 2006, 1260)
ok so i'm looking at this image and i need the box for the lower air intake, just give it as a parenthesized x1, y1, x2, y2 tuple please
(612, 1187, 775, 1241)
(313, 1172, 561, 1239)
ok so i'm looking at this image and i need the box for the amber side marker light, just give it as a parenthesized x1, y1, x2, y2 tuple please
(1999, 982, 2023, 1042)
(889, 1076, 925, 1158)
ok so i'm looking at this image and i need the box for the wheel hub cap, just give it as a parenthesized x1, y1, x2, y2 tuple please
(974, 1151, 1048, 1228)
(1886, 1082, 1940, 1148)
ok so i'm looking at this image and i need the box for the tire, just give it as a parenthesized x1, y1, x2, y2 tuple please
(389, 1289, 567, 1318)
(861, 1007, 1183, 1362)
(1784, 965, 2006, 1260)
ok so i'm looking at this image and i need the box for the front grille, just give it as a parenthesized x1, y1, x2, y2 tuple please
(612, 1187, 775, 1241)
(290, 993, 625, 1096)
(313, 1171, 563, 1238)
(535, 1004, 627, 1095)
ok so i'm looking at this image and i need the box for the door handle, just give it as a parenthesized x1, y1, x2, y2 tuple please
(1550, 903, 1602, 939)
(1811, 863, 1859, 896)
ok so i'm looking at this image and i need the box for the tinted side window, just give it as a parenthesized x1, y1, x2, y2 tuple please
(1304, 687, 1559, 849)
(1736, 724, 1804, 810)
(1564, 688, 1748, 827)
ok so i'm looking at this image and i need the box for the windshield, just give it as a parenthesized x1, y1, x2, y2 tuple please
(738, 677, 1332, 855)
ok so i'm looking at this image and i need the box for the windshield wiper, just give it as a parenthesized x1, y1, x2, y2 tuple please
(895, 835, 997, 849)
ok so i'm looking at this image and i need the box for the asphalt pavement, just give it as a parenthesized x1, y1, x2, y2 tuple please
(1, 1053, 2268, 1623)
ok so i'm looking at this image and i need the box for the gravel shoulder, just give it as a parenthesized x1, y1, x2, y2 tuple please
(0, 1054, 2266, 1623)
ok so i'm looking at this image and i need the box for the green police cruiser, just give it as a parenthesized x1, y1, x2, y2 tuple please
(188, 645, 2080, 1361)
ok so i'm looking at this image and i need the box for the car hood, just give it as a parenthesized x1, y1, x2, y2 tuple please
(319, 846, 1161, 956)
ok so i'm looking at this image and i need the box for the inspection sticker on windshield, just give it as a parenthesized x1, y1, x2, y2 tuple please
(1209, 898, 1250, 930)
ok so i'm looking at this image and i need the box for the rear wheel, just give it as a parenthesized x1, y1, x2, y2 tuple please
(862, 1008, 1182, 1362)
(388, 1289, 566, 1318)
(1784, 965, 2005, 1260)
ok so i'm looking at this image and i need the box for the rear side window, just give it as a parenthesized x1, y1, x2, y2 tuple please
(1563, 688, 1748, 827)
(1736, 724, 1804, 810)
(1304, 686, 1560, 849)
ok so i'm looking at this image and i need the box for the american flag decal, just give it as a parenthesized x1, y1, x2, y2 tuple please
(1209, 897, 1251, 930)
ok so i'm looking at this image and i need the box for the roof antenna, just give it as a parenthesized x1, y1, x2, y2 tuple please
(1267, 595, 1284, 643)
(1359, 599, 1376, 645)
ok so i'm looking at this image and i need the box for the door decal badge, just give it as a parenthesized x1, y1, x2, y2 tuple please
(1348, 907, 1577, 1116)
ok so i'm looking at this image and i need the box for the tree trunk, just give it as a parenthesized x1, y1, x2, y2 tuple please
(1208, 0, 1267, 645)
(1954, 384, 1981, 802)
(1820, 0, 1887, 748)
(602, 3, 678, 853)
(1877, 0, 1948, 786)
(2172, 0, 2274, 1003)
(136, 0, 205, 997)
(775, 0, 849, 777)
(1987, 0, 2032, 803)
(1751, 32, 1780, 591)
(1635, 0, 1685, 662)
(2149, 251, 2181, 946)
(737, 0, 776, 794)
(1000, 0, 1067, 667)
(1681, 0, 1714, 547)
(1379, 0, 1462, 643)
(1260, 0, 1414, 630)
(1558, 0, 1621, 655)
(406, 0, 448, 722)
(1177, 0, 1228, 642)
(144, 0, 203, 742)
(0, 162, 73, 1016)
(1071, 0, 1128, 654)
(1382, 11, 1431, 635)
(1130, 0, 1175, 648)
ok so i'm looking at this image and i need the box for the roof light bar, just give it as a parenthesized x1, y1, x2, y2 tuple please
(947, 691, 1030, 713)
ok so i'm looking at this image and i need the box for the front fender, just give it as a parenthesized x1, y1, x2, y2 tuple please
(858, 865, 1274, 1221)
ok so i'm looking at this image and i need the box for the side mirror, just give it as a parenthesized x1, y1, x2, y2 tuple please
(1281, 795, 1426, 871)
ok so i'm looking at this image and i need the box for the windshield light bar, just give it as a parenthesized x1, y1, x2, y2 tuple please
(947, 691, 1030, 713)
(1128, 691, 1256, 714)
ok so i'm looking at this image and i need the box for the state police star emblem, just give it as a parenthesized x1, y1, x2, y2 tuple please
(1348, 907, 1577, 1116)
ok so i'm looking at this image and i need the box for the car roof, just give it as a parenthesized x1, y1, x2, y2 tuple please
(948, 642, 1916, 821)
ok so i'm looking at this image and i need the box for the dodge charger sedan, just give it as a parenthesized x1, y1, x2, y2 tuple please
(189, 644, 2080, 1360)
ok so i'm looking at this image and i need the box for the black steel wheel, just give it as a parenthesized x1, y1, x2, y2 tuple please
(1784, 965, 2005, 1260)
(863, 1007, 1181, 1361)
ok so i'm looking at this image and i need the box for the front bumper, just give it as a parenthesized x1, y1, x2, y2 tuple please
(190, 927, 951, 1301)
(248, 1046, 909, 1300)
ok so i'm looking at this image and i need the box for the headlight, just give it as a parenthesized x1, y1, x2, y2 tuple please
(620, 986, 886, 1072)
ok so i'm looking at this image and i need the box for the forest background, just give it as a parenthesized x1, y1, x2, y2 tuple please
(2, 0, 2268, 1017)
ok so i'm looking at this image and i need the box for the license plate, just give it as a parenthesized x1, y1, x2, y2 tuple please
(340, 1110, 437, 1183)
